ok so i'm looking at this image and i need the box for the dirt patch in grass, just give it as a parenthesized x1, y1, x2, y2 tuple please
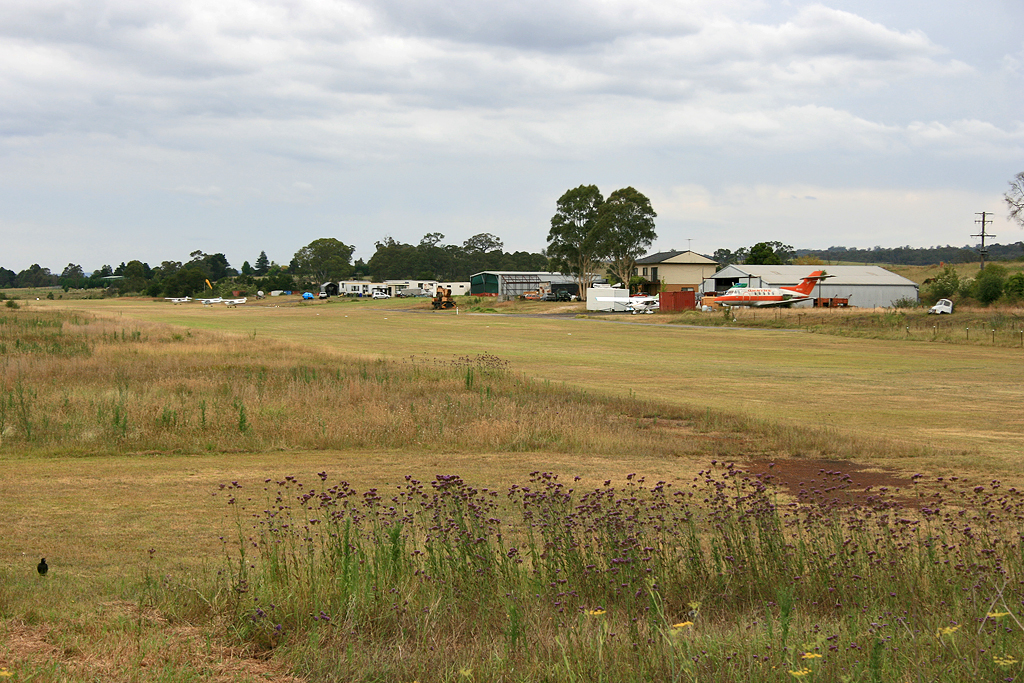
(743, 457, 922, 507)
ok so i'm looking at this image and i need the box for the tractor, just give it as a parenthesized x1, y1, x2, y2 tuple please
(432, 286, 456, 309)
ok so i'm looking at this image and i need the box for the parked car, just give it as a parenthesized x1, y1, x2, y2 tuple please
(928, 299, 954, 314)
(372, 291, 391, 300)
(318, 292, 329, 299)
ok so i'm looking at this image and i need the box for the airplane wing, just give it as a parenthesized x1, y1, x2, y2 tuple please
(749, 296, 812, 307)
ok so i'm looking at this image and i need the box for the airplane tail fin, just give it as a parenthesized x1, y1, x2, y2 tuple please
(790, 270, 832, 295)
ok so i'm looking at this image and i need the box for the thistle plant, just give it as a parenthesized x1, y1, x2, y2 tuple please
(209, 464, 1024, 682)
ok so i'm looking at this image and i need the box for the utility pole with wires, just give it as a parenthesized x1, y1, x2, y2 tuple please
(973, 212, 995, 270)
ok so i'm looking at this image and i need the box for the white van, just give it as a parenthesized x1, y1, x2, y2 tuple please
(928, 299, 954, 314)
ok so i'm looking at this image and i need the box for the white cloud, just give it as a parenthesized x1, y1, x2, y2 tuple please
(651, 183, 1018, 252)
(0, 0, 1020, 271)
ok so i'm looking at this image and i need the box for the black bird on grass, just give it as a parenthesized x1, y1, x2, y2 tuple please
(37, 558, 48, 576)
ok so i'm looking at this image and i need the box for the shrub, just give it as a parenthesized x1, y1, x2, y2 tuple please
(1004, 272, 1024, 301)
(972, 264, 1007, 305)
(926, 264, 960, 301)
(891, 297, 918, 309)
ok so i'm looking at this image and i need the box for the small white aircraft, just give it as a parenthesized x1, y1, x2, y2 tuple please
(164, 297, 192, 304)
(625, 296, 659, 314)
(594, 294, 660, 314)
(198, 297, 224, 305)
(223, 297, 247, 307)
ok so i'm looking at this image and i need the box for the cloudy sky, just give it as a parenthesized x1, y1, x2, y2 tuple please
(2, 0, 1022, 273)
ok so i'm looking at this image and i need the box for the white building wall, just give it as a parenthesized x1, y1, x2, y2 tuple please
(438, 282, 470, 295)
(815, 284, 918, 308)
(587, 287, 629, 311)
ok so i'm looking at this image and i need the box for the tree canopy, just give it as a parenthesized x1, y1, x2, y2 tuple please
(254, 251, 271, 276)
(597, 187, 657, 289)
(463, 233, 503, 254)
(744, 241, 794, 265)
(366, 234, 546, 281)
(547, 185, 607, 299)
(61, 263, 84, 279)
(162, 267, 208, 298)
(547, 185, 659, 298)
(292, 238, 356, 282)
(15, 264, 58, 288)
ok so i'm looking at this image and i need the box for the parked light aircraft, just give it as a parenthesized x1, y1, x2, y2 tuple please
(625, 296, 659, 314)
(714, 271, 832, 308)
(223, 298, 247, 307)
(594, 294, 661, 314)
(198, 297, 224, 305)
(164, 297, 192, 304)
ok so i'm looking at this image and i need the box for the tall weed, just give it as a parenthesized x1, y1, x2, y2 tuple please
(201, 466, 1024, 682)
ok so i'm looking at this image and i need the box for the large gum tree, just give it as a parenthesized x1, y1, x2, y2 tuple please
(596, 187, 657, 291)
(547, 185, 606, 300)
(292, 238, 356, 283)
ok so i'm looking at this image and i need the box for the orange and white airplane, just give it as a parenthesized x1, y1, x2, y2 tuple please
(714, 270, 832, 307)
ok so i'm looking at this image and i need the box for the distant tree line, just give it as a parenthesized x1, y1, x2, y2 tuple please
(796, 243, 1024, 266)
(1, 248, 291, 298)
(368, 233, 548, 282)
(0, 233, 549, 298)
(706, 242, 1024, 268)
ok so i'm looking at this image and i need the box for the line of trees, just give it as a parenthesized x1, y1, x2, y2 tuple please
(0, 245, 327, 298)
(367, 233, 548, 282)
(710, 241, 1024, 268)
(1, 233, 549, 298)
(794, 243, 1024, 266)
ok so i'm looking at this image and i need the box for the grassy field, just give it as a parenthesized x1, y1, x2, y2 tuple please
(30, 295, 1024, 470)
(2, 298, 1024, 681)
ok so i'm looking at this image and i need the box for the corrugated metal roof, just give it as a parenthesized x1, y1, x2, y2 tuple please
(712, 265, 917, 287)
(470, 271, 561, 276)
(636, 250, 718, 265)
(469, 271, 583, 284)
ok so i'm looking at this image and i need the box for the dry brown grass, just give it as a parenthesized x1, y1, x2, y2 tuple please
(20, 296, 1024, 472)
(0, 309, 744, 459)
